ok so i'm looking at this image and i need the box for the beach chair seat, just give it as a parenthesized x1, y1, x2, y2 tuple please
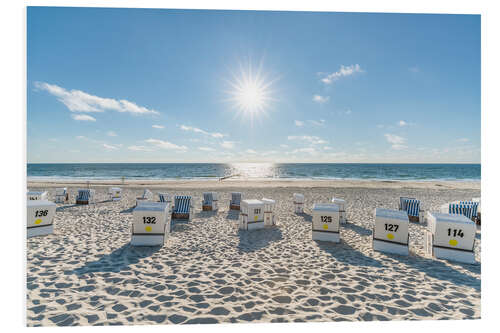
(27, 200, 56, 238)
(373, 208, 409, 255)
(172, 195, 193, 220)
(75, 189, 95, 205)
(202, 192, 218, 211)
(331, 197, 347, 224)
(230, 192, 242, 210)
(136, 189, 153, 206)
(54, 188, 68, 203)
(425, 212, 476, 264)
(239, 199, 265, 230)
(293, 193, 305, 214)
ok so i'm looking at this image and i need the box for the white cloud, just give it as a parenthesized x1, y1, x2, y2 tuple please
(198, 147, 216, 152)
(145, 138, 187, 151)
(102, 143, 120, 150)
(294, 120, 304, 127)
(128, 145, 153, 152)
(220, 141, 236, 149)
(320, 64, 364, 84)
(292, 147, 317, 154)
(345, 109, 352, 115)
(409, 66, 420, 73)
(179, 125, 225, 138)
(152, 125, 164, 129)
(34, 81, 159, 115)
(384, 134, 408, 150)
(312, 95, 330, 104)
(76, 135, 86, 140)
(71, 114, 96, 122)
(280, 144, 289, 148)
(323, 146, 332, 150)
(288, 135, 328, 145)
(107, 131, 117, 137)
(398, 120, 408, 127)
(457, 138, 470, 142)
(246, 149, 257, 154)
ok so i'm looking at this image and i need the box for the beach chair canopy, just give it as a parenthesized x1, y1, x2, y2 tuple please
(403, 198, 420, 217)
(231, 192, 242, 206)
(158, 193, 170, 202)
(174, 195, 191, 213)
(77, 189, 91, 201)
(451, 202, 479, 219)
(203, 192, 213, 205)
(399, 196, 416, 211)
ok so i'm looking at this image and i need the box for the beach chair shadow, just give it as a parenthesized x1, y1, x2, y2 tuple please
(120, 206, 135, 214)
(67, 243, 161, 275)
(316, 241, 383, 268)
(383, 252, 480, 291)
(56, 204, 80, 212)
(343, 223, 372, 237)
(226, 210, 240, 221)
(237, 227, 283, 253)
(296, 212, 312, 222)
(194, 210, 218, 219)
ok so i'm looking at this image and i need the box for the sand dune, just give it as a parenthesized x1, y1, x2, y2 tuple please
(26, 182, 481, 326)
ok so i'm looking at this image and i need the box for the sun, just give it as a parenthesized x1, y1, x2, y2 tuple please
(225, 61, 277, 121)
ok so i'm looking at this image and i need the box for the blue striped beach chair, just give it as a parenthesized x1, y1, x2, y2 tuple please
(449, 202, 478, 221)
(399, 197, 421, 222)
(158, 192, 171, 203)
(172, 195, 193, 220)
(202, 192, 218, 211)
(76, 189, 95, 205)
(230, 192, 242, 210)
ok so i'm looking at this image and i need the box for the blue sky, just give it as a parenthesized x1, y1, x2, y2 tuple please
(27, 7, 481, 163)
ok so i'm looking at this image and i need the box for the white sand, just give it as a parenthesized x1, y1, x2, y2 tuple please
(26, 180, 481, 326)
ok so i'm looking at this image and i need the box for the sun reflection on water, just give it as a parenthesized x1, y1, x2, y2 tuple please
(228, 163, 279, 179)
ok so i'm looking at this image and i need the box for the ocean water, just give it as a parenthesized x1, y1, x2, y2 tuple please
(27, 163, 481, 181)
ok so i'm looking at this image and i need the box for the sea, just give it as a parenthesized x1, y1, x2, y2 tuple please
(27, 163, 481, 182)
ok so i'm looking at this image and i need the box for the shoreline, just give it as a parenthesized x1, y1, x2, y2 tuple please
(27, 178, 481, 190)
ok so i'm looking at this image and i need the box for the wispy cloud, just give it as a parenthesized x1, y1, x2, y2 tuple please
(107, 131, 117, 137)
(102, 143, 121, 150)
(288, 135, 328, 145)
(409, 66, 420, 73)
(457, 138, 470, 142)
(291, 147, 317, 154)
(280, 144, 289, 149)
(398, 120, 408, 127)
(294, 120, 304, 127)
(34, 82, 159, 115)
(319, 64, 363, 84)
(71, 114, 96, 122)
(145, 138, 187, 151)
(384, 134, 407, 150)
(152, 125, 164, 129)
(246, 149, 257, 154)
(312, 95, 330, 104)
(308, 119, 326, 126)
(220, 141, 236, 149)
(179, 125, 225, 138)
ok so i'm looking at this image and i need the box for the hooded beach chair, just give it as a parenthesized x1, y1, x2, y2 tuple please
(27, 191, 48, 201)
(54, 188, 68, 203)
(399, 197, 422, 223)
(172, 195, 193, 221)
(230, 192, 242, 210)
(76, 189, 95, 205)
(108, 187, 122, 201)
(449, 202, 479, 222)
(202, 192, 218, 211)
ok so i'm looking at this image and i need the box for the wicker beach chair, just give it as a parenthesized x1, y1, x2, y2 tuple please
(230, 192, 242, 210)
(172, 195, 193, 220)
(202, 192, 218, 211)
(76, 189, 95, 205)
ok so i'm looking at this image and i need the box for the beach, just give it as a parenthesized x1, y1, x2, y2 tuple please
(26, 179, 481, 326)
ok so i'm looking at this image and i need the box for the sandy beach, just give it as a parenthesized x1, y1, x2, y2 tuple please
(26, 180, 481, 326)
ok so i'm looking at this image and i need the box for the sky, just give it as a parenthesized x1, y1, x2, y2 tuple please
(27, 7, 481, 163)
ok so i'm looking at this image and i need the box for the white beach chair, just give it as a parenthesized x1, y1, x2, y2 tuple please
(261, 198, 276, 227)
(131, 202, 170, 246)
(54, 188, 68, 204)
(172, 195, 193, 221)
(424, 212, 476, 264)
(108, 187, 122, 201)
(158, 192, 172, 212)
(75, 189, 95, 205)
(293, 193, 305, 214)
(202, 192, 218, 211)
(239, 199, 265, 230)
(311, 203, 341, 243)
(230, 192, 242, 211)
(136, 189, 153, 206)
(331, 197, 347, 224)
(373, 208, 409, 256)
(27, 200, 56, 238)
(27, 191, 48, 201)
